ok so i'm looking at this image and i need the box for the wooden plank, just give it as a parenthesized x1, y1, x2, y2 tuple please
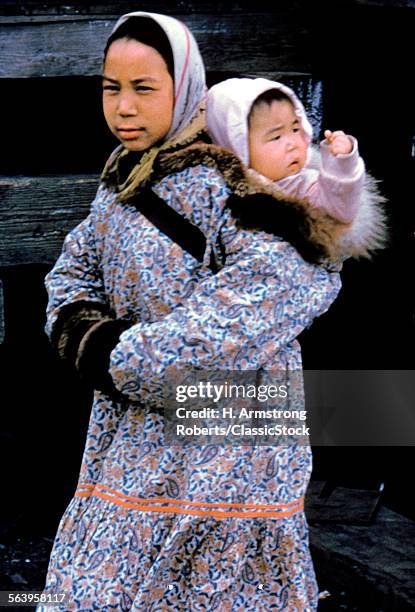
(1, 1, 414, 17)
(0, 12, 311, 77)
(354, 0, 415, 6)
(0, 175, 98, 265)
(0, 1, 308, 17)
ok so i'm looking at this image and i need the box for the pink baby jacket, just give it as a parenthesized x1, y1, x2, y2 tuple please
(207, 77, 365, 224)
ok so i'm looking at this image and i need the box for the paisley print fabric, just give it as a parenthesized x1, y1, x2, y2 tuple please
(41, 164, 341, 610)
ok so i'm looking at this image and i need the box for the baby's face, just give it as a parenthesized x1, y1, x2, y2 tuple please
(248, 99, 308, 181)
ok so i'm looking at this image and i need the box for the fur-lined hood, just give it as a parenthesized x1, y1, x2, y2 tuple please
(154, 142, 387, 265)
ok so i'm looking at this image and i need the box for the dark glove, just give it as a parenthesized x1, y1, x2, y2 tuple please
(50, 300, 131, 396)
(75, 318, 132, 396)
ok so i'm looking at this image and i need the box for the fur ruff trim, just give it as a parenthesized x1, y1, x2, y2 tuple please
(51, 300, 111, 361)
(307, 147, 387, 258)
(155, 143, 387, 263)
(101, 105, 207, 201)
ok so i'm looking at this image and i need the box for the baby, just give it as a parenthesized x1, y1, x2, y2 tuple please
(207, 77, 365, 225)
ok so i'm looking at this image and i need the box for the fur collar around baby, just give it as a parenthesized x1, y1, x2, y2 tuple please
(154, 142, 387, 265)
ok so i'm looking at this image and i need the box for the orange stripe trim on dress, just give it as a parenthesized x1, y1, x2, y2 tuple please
(75, 483, 304, 519)
(77, 482, 304, 510)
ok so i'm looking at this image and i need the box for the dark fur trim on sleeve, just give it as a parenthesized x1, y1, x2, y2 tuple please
(75, 318, 132, 396)
(50, 300, 111, 362)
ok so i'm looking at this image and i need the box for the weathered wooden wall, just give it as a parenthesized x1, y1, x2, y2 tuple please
(0, 176, 96, 266)
(0, 13, 312, 78)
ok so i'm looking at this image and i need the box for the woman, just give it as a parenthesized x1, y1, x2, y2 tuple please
(41, 11, 384, 611)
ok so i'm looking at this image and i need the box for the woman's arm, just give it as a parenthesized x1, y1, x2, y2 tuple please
(45, 187, 110, 338)
(109, 229, 341, 404)
(45, 168, 341, 400)
(44, 186, 129, 390)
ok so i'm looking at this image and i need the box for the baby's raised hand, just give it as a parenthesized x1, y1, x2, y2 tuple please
(324, 130, 353, 156)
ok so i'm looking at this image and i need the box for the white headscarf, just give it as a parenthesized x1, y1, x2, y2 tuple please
(206, 77, 313, 166)
(111, 11, 206, 140)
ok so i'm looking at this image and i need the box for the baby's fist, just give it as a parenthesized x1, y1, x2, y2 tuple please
(324, 130, 353, 156)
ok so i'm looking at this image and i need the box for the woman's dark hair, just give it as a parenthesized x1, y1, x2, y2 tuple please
(248, 89, 293, 126)
(104, 16, 175, 81)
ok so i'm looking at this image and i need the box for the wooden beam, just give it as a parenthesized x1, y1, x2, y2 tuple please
(354, 0, 415, 6)
(1, 1, 414, 17)
(0, 175, 98, 265)
(0, 1, 312, 17)
(0, 12, 311, 77)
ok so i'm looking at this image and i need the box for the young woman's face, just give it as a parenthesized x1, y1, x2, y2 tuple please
(103, 38, 174, 151)
(248, 99, 308, 181)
